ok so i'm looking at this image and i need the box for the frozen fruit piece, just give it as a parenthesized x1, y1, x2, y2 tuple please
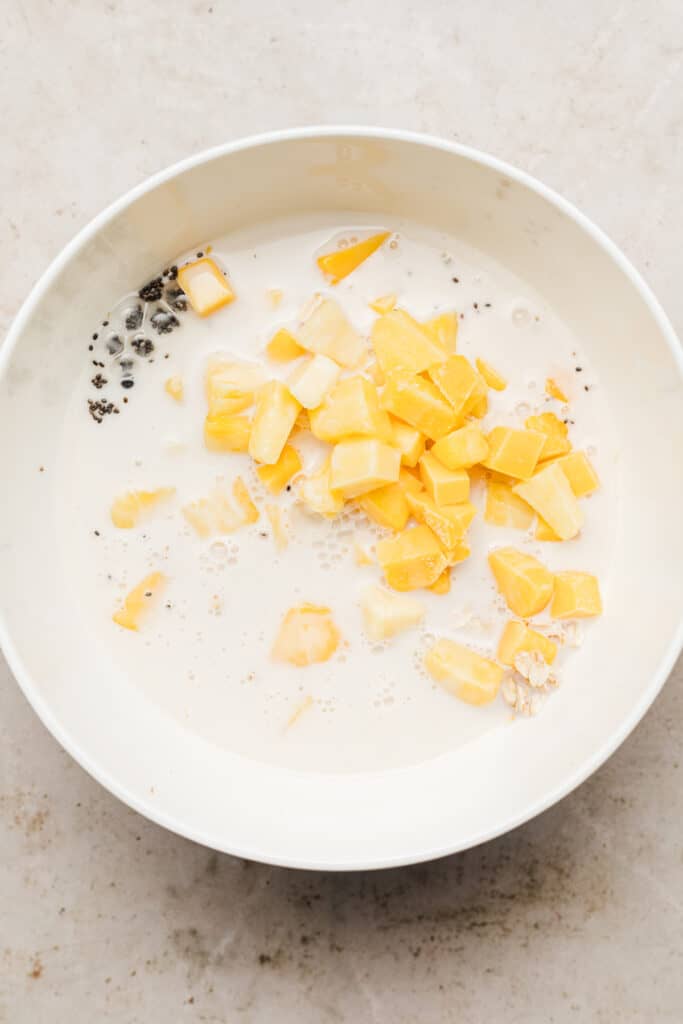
(535, 517, 562, 542)
(406, 491, 476, 550)
(360, 585, 425, 640)
(204, 413, 251, 452)
(525, 412, 572, 461)
(206, 358, 265, 415)
(429, 567, 451, 594)
(372, 309, 448, 375)
(309, 376, 392, 442)
(353, 540, 373, 566)
(110, 487, 174, 529)
(475, 357, 507, 391)
(442, 540, 471, 566)
(381, 370, 456, 440)
(514, 462, 583, 541)
(272, 603, 340, 666)
(553, 451, 600, 497)
(418, 452, 470, 505)
(329, 439, 401, 499)
(551, 572, 602, 619)
(256, 444, 302, 494)
(358, 482, 410, 532)
(482, 427, 545, 480)
(369, 293, 397, 314)
(288, 353, 341, 409)
(177, 258, 235, 316)
(425, 639, 504, 706)
(428, 355, 478, 416)
(113, 571, 165, 631)
(497, 620, 557, 666)
(431, 425, 489, 470)
(248, 381, 301, 465)
(488, 547, 554, 617)
(266, 328, 305, 362)
(183, 479, 254, 537)
(232, 477, 259, 523)
(422, 311, 458, 352)
(298, 458, 344, 519)
(317, 231, 390, 284)
(298, 297, 365, 367)
(266, 504, 288, 550)
(389, 416, 425, 467)
(546, 378, 569, 403)
(377, 524, 446, 591)
(164, 376, 183, 402)
(485, 479, 535, 530)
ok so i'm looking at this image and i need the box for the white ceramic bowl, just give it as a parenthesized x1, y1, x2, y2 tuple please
(1, 128, 682, 870)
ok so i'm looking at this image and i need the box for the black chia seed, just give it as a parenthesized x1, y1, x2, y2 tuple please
(138, 278, 164, 302)
(131, 335, 155, 356)
(124, 305, 144, 331)
(121, 379, 135, 389)
(150, 310, 179, 334)
(88, 398, 118, 423)
(91, 373, 108, 389)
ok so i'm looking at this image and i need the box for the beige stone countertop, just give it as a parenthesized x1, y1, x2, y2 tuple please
(1, 1, 682, 1020)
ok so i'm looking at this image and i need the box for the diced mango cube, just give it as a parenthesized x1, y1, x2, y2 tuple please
(553, 451, 600, 497)
(298, 297, 365, 367)
(164, 376, 183, 402)
(232, 477, 259, 523)
(442, 540, 471, 567)
(546, 378, 569, 403)
(265, 504, 288, 550)
(535, 517, 562, 542)
(329, 439, 400, 499)
(113, 571, 166, 632)
(428, 355, 478, 416)
(358, 482, 410, 532)
(431, 425, 489, 470)
(317, 231, 390, 284)
(272, 604, 340, 666)
(266, 328, 305, 362)
(360, 585, 425, 640)
(476, 358, 507, 391)
(497, 620, 557, 666)
(525, 412, 571, 461)
(418, 452, 470, 505)
(429, 567, 451, 595)
(381, 370, 456, 441)
(205, 358, 265, 415)
(398, 466, 423, 495)
(376, 525, 447, 591)
(256, 444, 302, 493)
(389, 416, 425, 467)
(482, 427, 545, 480)
(372, 309, 448, 375)
(204, 413, 252, 452)
(309, 376, 392, 442)
(484, 479, 535, 530)
(298, 458, 344, 519)
(513, 462, 583, 541)
(248, 381, 301, 465)
(422, 312, 458, 352)
(353, 540, 373, 566)
(488, 547, 554, 617)
(551, 572, 602, 619)
(288, 353, 341, 409)
(425, 639, 504, 706)
(369, 293, 397, 315)
(406, 491, 476, 551)
(110, 487, 175, 529)
(183, 479, 255, 537)
(177, 258, 235, 317)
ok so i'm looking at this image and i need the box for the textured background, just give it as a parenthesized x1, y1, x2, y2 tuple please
(1, 1, 682, 1020)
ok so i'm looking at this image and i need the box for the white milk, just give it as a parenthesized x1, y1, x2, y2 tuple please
(56, 214, 619, 773)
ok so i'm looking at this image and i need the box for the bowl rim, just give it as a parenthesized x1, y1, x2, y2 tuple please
(1, 125, 682, 871)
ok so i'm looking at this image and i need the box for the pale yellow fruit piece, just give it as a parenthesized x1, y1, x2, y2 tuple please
(389, 416, 425, 467)
(484, 479, 535, 530)
(309, 376, 392, 442)
(513, 462, 583, 541)
(369, 293, 397, 315)
(553, 451, 600, 497)
(298, 458, 345, 519)
(232, 477, 259, 523)
(398, 466, 423, 495)
(358, 482, 410, 531)
(551, 572, 602, 619)
(429, 567, 451, 595)
(431, 425, 489, 470)
(177, 258, 235, 317)
(428, 355, 478, 417)
(286, 694, 313, 729)
(418, 452, 470, 505)
(266, 287, 283, 309)
(110, 487, 174, 529)
(360, 585, 425, 641)
(266, 504, 288, 551)
(526, 412, 572, 461)
(298, 297, 365, 367)
(422, 312, 458, 352)
(206, 358, 265, 415)
(497, 620, 557, 666)
(476, 358, 507, 391)
(288, 353, 341, 409)
(372, 309, 448, 374)
(482, 427, 545, 480)
(249, 381, 301, 465)
(406, 491, 476, 551)
(317, 231, 390, 284)
(381, 370, 456, 441)
(113, 572, 165, 632)
(546, 378, 569, 403)
(425, 639, 504, 706)
(266, 328, 305, 362)
(256, 444, 302, 494)
(164, 376, 183, 402)
(535, 517, 562, 542)
(329, 439, 401, 499)
(488, 547, 554, 617)
(442, 540, 471, 567)
(183, 479, 255, 538)
(204, 414, 251, 452)
(353, 540, 373, 566)
(272, 603, 340, 666)
(376, 524, 446, 591)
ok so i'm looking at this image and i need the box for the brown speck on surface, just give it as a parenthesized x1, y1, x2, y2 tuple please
(452, 276, 459, 283)
(28, 958, 43, 979)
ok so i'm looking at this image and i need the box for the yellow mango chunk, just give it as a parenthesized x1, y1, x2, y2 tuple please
(266, 287, 283, 310)
(248, 381, 301, 465)
(298, 297, 365, 367)
(381, 370, 456, 441)
(360, 585, 424, 641)
(113, 571, 165, 631)
(317, 231, 390, 284)
(329, 439, 401, 499)
(513, 462, 583, 541)
(389, 416, 425, 467)
(232, 477, 259, 523)
(256, 444, 302, 494)
(298, 458, 344, 519)
(526, 412, 572, 461)
(551, 572, 602, 619)
(476, 358, 507, 391)
(546, 378, 569, 403)
(110, 487, 174, 529)
(398, 466, 423, 493)
(266, 328, 305, 362)
(406, 491, 476, 551)
(204, 413, 251, 452)
(425, 639, 504, 706)
(431, 425, 489, 470)
(288, 353, 341, 409)
(535, 517, 562, 542)
(418, 452, 470, 505)
(443, 540, 471, 566)
(488, 547, 554, 617)
(429, 567, 451, 595)
(369, 293, 397, 315)
(482, 427, 545, 480)
(164, 376, 183, 402)
(177, 258, 235, 317)
(206, 358, 265, 415)
(265, 504, 288, 551)
(309, 376, 392, 442)
(183, 479, 255, 537)
(422, 312, 458, 352)
(497, 620, 557, 666)
(428, 355, 478, 416)
(353, 539, 373, 566)
(484, 479, 535, 530)
(376, 524, 447, 591)
(272, 604, 340, 666)
(358, 482, 410, 532)
(553, 451, 600, 497)
(372, 309, 448, 375)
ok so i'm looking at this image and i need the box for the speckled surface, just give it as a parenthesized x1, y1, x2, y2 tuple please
(1, 1, 682, 1020)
